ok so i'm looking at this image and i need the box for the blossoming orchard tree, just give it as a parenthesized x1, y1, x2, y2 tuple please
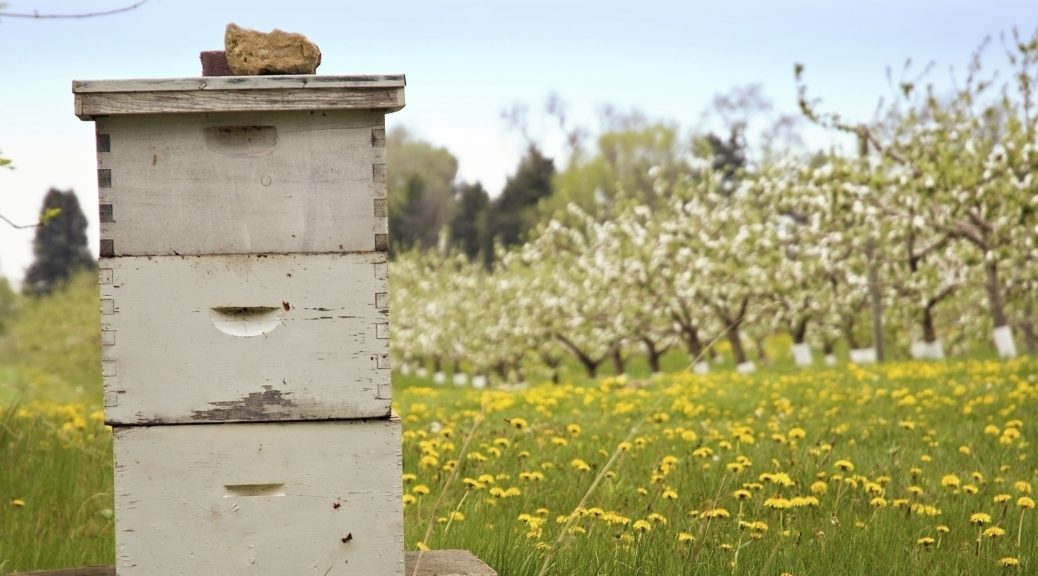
(387, 29, 1038, 382)
(797, 29, 1038, 359)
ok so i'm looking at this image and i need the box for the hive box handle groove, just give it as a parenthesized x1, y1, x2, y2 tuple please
(209, 306, 283, 337)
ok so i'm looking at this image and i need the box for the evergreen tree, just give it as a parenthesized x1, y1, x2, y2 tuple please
(489, 145, 555, 254)
(450, 182, 490, 261)
(23, 189, 95, 296)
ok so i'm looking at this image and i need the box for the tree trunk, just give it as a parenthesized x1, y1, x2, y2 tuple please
(984, 259, 1009, 328)
(540, 353, 562, 384)
(610, 345, 627, 375)
(726, 325, 747, 365)
(866, 238, 885, 362)
(793, 316, 810, 345)
(679, 323, 705, 362)
(754, 335, 768, 365)
(556, 334, 602, 378)
(641, 337, 665, 374)
(1021, 301, 1037, 356)
(921, 305, 938, 344)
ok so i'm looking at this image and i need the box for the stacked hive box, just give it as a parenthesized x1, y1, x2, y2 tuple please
(73, 75, 406, 575)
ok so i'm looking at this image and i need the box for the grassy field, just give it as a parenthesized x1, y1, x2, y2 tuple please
(399, 361, 1037, 576)
(0, 273, 1035, 574)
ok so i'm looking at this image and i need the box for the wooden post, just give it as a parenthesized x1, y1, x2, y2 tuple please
(74, 75, 407, 574)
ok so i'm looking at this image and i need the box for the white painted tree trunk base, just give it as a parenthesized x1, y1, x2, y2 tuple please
(452, 373, 469, 386)
(849, 348, 877, 364)
(400, 362, 413, 376)
(472, 375, 487, 389)
(433, 372, 446, 385)
(791, 343, 813, 367)
(824, 354, 837, 367)
(910, 340, 945, 361)
(735, 361, 756, 374)
(693, 362, 709, 375)
(993, 325, 1018, 359)
(416, 368, 428, 378)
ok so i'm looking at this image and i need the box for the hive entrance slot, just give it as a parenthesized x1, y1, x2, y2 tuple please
(210, 306, 282, 337)
(223, 483, 286, 498)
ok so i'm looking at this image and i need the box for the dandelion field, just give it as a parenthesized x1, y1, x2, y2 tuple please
(398, 360, 1037, 575)
(0, 273, 1036, 574)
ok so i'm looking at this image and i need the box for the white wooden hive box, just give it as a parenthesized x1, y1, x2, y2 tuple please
(113, 418, 403, 575)
(73, 75, 405, 256)
(100, 253, 391, 424)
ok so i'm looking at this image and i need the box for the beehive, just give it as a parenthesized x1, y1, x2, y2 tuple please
(74, 74, 405, 575)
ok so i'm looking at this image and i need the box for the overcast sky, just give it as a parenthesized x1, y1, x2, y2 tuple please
(0, 0, 1034, 283)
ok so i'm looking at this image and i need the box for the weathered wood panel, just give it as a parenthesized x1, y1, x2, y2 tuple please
(112, 420, 403, 575)
(95, 110, 387, 256)
(73, 75, 406, 118)
(100, 253, 391, 425)
(11, 550, 497, 576)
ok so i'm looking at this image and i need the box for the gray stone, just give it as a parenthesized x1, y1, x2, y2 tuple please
(224, 23, 321, 76)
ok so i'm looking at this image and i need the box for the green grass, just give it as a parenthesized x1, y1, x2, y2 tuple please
(0, 272, 1034, 575)
(0, 404, 113, 573)
(398, 361, 1038, 575)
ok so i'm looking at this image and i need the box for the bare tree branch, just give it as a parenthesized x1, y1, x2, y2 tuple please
(0, 0, 148, 19)
(0, 212, 38, 229)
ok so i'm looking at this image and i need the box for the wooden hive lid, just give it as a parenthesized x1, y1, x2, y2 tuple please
(73, 74, 406, 119)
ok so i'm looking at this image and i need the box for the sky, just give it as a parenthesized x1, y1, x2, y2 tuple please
(0, 0, 1035, 284)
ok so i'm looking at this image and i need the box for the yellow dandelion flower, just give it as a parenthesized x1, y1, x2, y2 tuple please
(416, 542, 429, 551)
(449, 511, 465, 522)
(834, 459, 854, 472)
(936, 525, 950, 533)
(700, 508, 730, 519)
(941, 474, 961, 489)
(678, 532, 695, 542)
(963, 484, 979, 495)
(764, 497, 792, 510)
(788, 427, 806, 440)
(1018, 496, 1035, 509)
(570, 458, 591, 472)
(982, 526, 1006, 538)
(633, 519, 652, 532)
(11, 499, 25, 508)
(733, 489, 752, 501)
(969, 512, 992, 525)
(998, 557, 1020, 567)
(662, 489, 678, 500)
(917, 537, 935, 547)
(870, 497, 888, 508)
(411, 485, 430, 496)
(810, 481, 828, 495)
(567, 423, 581, 436)
(647, 512, 667, 524)
(402, 473, 417, 483)
(508, 417, 528, 430)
